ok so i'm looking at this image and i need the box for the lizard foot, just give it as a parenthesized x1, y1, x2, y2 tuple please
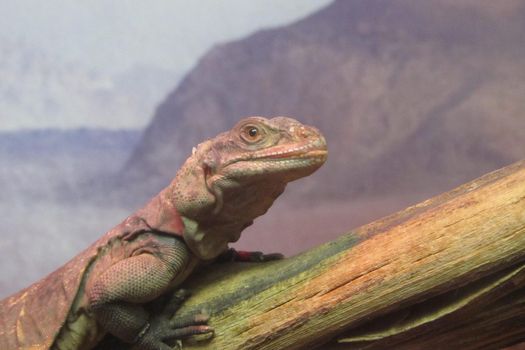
(133, 289, 214, 350)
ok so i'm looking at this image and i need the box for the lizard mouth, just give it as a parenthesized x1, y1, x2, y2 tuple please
(266, 148, 327, 160)
(251, 140, 328, 162)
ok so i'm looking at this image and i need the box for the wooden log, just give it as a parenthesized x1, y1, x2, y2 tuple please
(329, 262, 525, 349)
(99, 160, 525, 349)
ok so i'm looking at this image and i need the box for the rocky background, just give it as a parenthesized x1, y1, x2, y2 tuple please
(1, 0, 525, 298)
(121, 0, 525, 261)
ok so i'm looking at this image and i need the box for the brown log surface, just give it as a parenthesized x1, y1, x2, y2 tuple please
(101, 160, 525, 349)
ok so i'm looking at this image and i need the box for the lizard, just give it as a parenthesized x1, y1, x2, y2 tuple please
(0, 116, 327, 350)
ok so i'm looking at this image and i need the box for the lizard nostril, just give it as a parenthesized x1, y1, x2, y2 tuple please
(299, 127, 318, 139)
(299, 128, 310, 138)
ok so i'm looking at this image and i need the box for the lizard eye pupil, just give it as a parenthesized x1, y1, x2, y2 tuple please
(240, 124, 263, 143)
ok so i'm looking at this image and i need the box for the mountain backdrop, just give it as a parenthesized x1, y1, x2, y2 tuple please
(3, 0, 525, 297)
(0, 39, 178, 130)
(119, 0, 525, 252)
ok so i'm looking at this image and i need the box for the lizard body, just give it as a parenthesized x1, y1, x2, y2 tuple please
(0, 116, 327, 350)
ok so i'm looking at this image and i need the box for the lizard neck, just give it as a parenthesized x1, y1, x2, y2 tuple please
(167, 149, 287, 260)
(169, 145, 216, 221)
(175, 178, 287, 260)
(166, 147, 231, 260)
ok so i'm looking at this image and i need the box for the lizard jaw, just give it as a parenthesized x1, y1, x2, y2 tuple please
(251, 140, 327, 161)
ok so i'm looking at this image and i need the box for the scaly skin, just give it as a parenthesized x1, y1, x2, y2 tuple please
(0, 116, 327, 350)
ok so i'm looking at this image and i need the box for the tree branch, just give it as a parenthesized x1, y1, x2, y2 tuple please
(100, 160, 525, 349)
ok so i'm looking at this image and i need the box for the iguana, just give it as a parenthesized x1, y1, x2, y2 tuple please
(0, 116, 327, 350)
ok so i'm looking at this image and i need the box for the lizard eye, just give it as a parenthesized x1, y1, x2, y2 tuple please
(241, 124, 263, 143)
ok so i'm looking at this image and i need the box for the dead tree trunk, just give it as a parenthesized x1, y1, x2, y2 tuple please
(101, 160, 525, 350)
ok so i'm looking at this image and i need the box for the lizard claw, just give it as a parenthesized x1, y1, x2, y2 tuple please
(133, 290, 214, 350)
(241, 251, 284, 262)
(217, 248, 284, 262)
(258, 252, 285, 261)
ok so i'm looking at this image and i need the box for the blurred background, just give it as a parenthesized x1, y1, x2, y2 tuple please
(1, 0, 524, 299)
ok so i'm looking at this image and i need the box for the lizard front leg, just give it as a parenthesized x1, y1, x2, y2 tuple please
(87, 235, 212, 350)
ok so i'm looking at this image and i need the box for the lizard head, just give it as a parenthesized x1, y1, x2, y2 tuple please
(171, 116, 327, 259)
(203, 116, 327, 200)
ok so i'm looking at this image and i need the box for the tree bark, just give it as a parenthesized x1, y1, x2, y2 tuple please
(101, 160, 525, 349)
